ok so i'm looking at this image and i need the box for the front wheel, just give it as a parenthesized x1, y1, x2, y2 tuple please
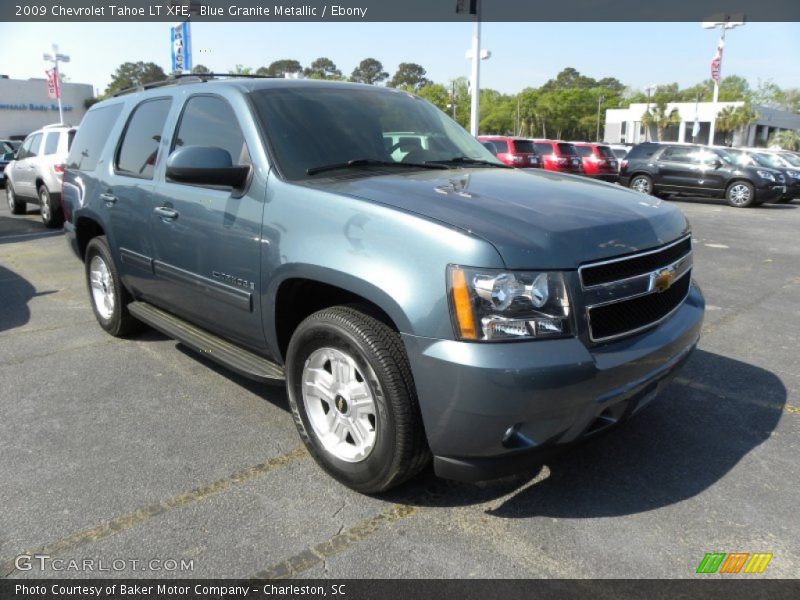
(85, 236, 138, 337)
(725, 181, 756, 208)
(39, 186, 63, 228)
(286, 306, 430, 493)
(6, 183, 25, 215)
(629, 174, 653, 195)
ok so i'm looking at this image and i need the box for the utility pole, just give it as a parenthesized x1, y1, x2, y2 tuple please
(644, 84, 656, 142)
(596, 95, 605, 142)
(459, 0, 490, 136)
(43, 44, 69, 124)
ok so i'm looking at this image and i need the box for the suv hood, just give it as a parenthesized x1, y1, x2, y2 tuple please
(309, 168, 690, 269)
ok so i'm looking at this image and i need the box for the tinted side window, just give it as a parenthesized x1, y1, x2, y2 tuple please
(626, 144, 659, 160)
(67, 103, 124, 171)
(492, 140, 509, 153)
(116, 98, 172, 179)
(43, 132, 59, 155)
(172, 96, 251, 166)
(17, 136, 33, 159)
(661, 147, 692, 163)
(29, 134, 43, 157)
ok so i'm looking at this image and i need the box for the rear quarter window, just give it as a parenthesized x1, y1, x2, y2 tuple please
(67, 103, 124, 171)
(43, 132, 59, 155)
(626, 144, 660, 160)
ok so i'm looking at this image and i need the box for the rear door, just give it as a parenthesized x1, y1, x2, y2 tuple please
(13, 133, 42, 198)
(149, 93, 266, 352)
(656, 146, 697, 191)
(107, 97, 173, 299)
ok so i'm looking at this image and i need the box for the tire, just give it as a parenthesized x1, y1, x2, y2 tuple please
(629, 174, 653, 195)
(6, 183, 25, 215)
(85, 236, 138, 337)
(725, 181, 756, 208)
(39, 185, 63, 228)
(286, 306, 430, 493)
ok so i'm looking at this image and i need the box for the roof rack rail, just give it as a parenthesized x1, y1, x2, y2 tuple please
(110, 73, 280, 97)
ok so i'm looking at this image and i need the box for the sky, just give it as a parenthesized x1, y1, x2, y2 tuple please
(1, 21, 799, 96)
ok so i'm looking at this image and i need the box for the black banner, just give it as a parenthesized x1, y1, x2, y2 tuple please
(2, 580, 800, 600)
(2, 0, 800, 22)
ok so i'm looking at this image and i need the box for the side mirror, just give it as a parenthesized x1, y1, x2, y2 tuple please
(166, 146, 250, 190)
(481, 141, 498, 156)
(712, 158, 723, 168)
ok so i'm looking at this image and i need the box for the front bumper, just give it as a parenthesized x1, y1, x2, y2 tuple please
(755, 183, 785, 203)
(403, 282, 704, 482)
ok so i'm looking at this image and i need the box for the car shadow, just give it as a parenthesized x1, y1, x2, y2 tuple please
(0, 214, 60, 242)
(0, 264, 57, 333)
(384, 349, 785, 517)
(668, 196, 797, 209)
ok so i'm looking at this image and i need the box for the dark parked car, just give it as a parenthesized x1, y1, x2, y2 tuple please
(533, 140, 584, 174)
(571, 142, 619, 182)
(477, 136, 540, 168)
(62, 77, 703, 492)
(723, 148, 799, 203)
(620, 143, 785, 208)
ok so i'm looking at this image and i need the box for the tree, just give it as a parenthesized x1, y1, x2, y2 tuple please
(304, 57, 342, 80)
(641, 102, 681, 142)
(105, 61, 167, 95)
(540, 67, 596, 91)
(260, 59, 303, 78)
(350, 58, 388, 85)
(232, 64, 252, 75)
(768, 130, 800, 151)
(679, 80, 714, 102)
(416, 83, 450, 113)
(715, 104, 758, 146)
(192, 64, 211, 74)
(388, 63, 430, 90)
(718, 75, 751, 101)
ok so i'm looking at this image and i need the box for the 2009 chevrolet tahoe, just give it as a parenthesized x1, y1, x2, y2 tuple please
(62, 76, 704, 492)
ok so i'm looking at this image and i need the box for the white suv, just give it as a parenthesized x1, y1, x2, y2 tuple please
(5, 124, 77, 228)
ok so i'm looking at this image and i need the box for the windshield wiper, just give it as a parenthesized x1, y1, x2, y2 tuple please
(306, 158, 448, 176)
(428, 157, 511, 168)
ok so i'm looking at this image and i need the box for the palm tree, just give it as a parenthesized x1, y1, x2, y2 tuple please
(641, 103, 681, 141)
(768, 130, 800, 151)
(715, 104, 759, 146)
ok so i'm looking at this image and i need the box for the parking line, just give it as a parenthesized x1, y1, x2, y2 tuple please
(673, 377, 799, 415)
(0, 446, 308, 578)
(251, 479, 460, 579)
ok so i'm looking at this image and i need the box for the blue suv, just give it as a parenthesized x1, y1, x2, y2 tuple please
(63, 76, 704, 492)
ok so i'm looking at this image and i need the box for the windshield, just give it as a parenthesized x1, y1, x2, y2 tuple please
(250, 86, 503, 179)
(712, 149, 738, 166)
(753, 152, 788, 169)
(778, 152, 800, 167)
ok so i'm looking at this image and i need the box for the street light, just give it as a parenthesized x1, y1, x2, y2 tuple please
(596, 95, 605, 142)
(703, 15, 745, 145)
(458, 0, 491, 136)
(42, 43, 70, 124)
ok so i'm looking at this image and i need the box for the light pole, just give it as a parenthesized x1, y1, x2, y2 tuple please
(459, 0, 491, 136)
(644, 84, 657, 142)
(43, 43, 70, 124)
(703, 15, 745, 145)
(596, 95, 605, 142)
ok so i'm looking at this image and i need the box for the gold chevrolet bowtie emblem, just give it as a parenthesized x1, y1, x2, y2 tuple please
(653, 267, 676, 293)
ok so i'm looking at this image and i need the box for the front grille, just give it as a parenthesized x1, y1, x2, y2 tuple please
(588, 272, 691, 341)
(580, 237, 691, 288)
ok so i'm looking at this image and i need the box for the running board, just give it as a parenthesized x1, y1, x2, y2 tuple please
(128, 301, 285, 384)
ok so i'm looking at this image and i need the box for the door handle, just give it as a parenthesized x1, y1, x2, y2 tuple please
(100, 192, 117, 205)
(154, 206, 179, 220)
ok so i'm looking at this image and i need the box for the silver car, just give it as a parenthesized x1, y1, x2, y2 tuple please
(5, 124, 76, 227)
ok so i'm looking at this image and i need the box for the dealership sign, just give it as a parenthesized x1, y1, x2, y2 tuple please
(170, 21, 192, 73)
(0, 102, 73, 112)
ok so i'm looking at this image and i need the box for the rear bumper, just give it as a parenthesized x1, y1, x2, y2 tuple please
(403, 282, 704, 482)
(63, 220, 81, 260)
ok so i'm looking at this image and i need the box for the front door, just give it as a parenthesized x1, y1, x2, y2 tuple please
(150, 94, 266, 353)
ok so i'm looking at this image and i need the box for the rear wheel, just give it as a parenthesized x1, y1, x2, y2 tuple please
(85, 236, 138, 337)
(39, 186, 63, 228)
(629, 174, 653, 195)
(286, 306, 430, 493)
(725, 181, 756, 208)
(6, 183, 25, 215)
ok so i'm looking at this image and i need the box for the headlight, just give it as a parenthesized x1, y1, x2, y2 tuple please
(448, 266, 572, 341)
(756, 170, 776, 182)
(787, 170, 800, 179)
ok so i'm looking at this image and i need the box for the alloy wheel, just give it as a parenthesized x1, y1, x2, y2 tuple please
(88, 255, 115, 320)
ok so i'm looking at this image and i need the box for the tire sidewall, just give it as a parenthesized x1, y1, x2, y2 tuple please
(286, 319, 399, 491)
(630, 175, 652, 195)
(726, 181, 755, 208)
(85, 237, 125, 335)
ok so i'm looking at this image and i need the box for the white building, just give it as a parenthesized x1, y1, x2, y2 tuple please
(0, 76, 94, 139)
(604, 101, 800, 147)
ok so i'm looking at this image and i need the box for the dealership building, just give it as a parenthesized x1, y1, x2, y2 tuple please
(604, 101, 800, 147)
(0, 76, 94, 139)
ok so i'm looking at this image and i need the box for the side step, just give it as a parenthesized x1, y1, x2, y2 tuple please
(128, 301, 285, 384)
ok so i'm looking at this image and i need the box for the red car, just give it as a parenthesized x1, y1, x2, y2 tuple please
(532, 140, 583, 174)
(477, 136, 541, 168)
(571, 142, 619, 182)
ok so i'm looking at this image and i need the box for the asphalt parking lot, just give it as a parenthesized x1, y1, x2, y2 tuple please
(1, 194, 798, 579)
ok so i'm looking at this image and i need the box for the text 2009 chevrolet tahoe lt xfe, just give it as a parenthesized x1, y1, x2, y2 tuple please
(62, 77, 704, 492)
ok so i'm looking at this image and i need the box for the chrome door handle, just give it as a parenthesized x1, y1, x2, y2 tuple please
(100, 192, 117, 205)
(154, 206, 179, 220)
